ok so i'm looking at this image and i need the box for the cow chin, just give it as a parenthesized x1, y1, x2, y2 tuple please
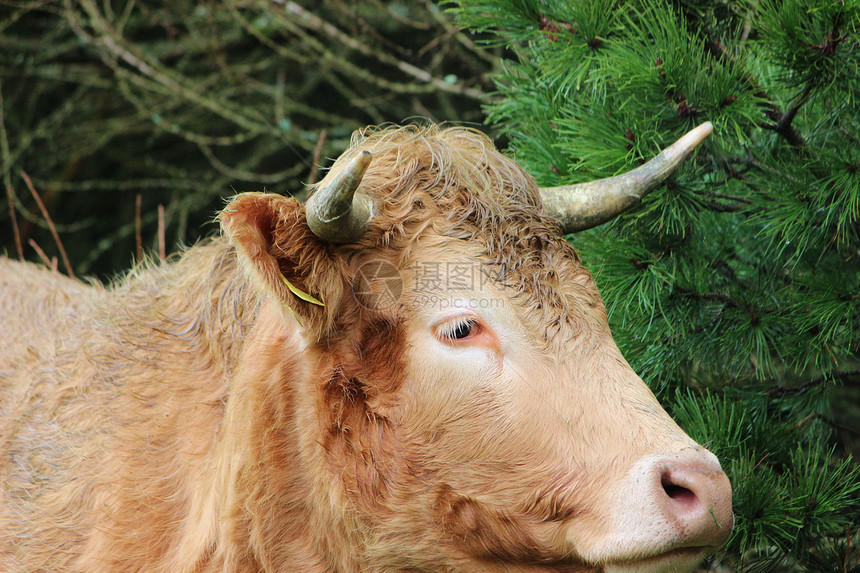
(601, 548, 708, 573)
(440, 551, 707, 573)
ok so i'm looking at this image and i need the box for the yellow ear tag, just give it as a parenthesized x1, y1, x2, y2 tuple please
(284, 303, 303, 328)
(280, 275, 325, 306)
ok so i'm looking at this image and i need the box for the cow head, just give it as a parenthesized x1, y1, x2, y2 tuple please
(220, 124, 732, 572)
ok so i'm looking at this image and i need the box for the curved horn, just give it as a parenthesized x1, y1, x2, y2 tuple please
(305, 150, 374, 243)
(540, 122, 713, 233)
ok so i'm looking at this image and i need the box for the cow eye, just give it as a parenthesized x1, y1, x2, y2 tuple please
(439, 316, 479, 342)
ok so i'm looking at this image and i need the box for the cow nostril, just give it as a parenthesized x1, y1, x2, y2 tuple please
(629, 453, 733, 552)
(661, 471, 698, 511)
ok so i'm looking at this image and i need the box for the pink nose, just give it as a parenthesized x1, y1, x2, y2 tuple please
(651, 450, 734, 549)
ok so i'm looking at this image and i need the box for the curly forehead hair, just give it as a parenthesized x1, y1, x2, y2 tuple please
(322, 124, 596, 344)
(341, 123, 543, 230)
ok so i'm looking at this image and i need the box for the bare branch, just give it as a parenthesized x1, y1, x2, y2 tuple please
(278, 1, 485, 100)
(157, 204, 165, 262)
(28, 238, 55, 271)
(5, 184, 24, 260)
(135, 194, 142, 263)
(20, 171, 74, 277)
(307, 129, 327, 186)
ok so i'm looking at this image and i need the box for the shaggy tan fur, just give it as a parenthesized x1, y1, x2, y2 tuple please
(0, 124, 714, 572)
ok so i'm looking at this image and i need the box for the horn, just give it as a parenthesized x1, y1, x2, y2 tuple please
(540, 122, 713, 233)
(305, 150, 374, 243)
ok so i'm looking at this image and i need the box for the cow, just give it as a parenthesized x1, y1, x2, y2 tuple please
(0, 122, 732, 573)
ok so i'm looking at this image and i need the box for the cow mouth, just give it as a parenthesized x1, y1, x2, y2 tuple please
(602, 546, 708, 572)
(504, 546, 706, 573)
(467, 545, 708, 573)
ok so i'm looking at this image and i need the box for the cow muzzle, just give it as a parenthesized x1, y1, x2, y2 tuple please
(651, 450, 734, 550)
(575, 447, 733, 571)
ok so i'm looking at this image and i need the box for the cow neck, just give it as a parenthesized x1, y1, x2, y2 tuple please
(107, 239, 264, 378)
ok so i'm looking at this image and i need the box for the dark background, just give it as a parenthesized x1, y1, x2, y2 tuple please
(1, 0, 497, 278)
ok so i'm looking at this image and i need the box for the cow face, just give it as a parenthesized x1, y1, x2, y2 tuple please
(395, 242, 732, 571)
(221, 125, 732, 572)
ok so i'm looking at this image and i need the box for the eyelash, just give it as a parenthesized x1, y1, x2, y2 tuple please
(439, 316, 479, 341)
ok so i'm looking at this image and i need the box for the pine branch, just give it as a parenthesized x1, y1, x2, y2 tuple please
(701, 35, 808, 148)
(815, 413, 860, 436)
(776, 84, 815, 137)
(768, 369, 860, 399)
(698, 190, 753, 205)
(699, 198, 744, 213)
(675, 288, 746, 311)
(695, 189, 752, 212)
(758, 84, 815, 148)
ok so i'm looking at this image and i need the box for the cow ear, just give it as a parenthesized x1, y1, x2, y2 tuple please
(220, 193, 345, 331)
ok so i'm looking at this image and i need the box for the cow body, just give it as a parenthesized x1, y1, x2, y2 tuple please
(0, 125, 732, 572)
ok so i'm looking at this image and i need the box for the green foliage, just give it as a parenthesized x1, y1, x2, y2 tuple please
(1, 0, 492, 276)
(451, 0, 860, 569)
(674, 389, 860, 569)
